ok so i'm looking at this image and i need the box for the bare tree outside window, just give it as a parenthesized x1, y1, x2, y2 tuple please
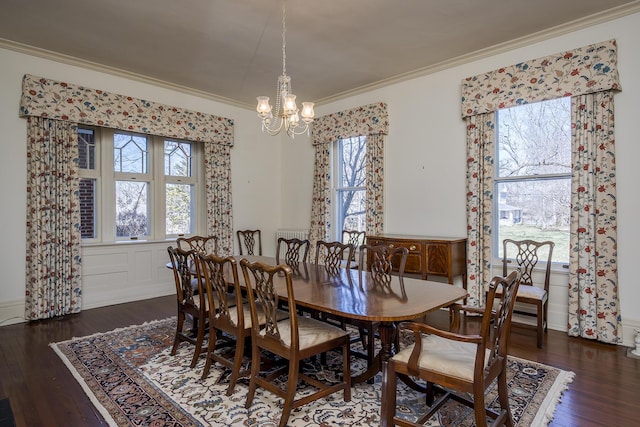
(335, 136, 366, 239)
(496, 97, 571, 264)
(165, 140, 194, 235)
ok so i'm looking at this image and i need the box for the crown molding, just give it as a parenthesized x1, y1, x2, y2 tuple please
(0, 38, 253, 110)
(314, 1, 640, 106)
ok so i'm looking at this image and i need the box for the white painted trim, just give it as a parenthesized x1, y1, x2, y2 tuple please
(0, 299, 25, 326)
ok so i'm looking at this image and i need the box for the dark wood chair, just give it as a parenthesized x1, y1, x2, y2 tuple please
(167, 246, 208, 368)
(240, 259, 351, 427)
(197, 253, 275, 394)
(342, 230, 366, 268)
(501, 239, 554, 348)
(176, 235, 218, 255)
(314, 240, 355, 274)
(381, 269, 522, 427)
(352, 244, 409, 376)
(276, 237, 310, 267)
(237, 229, 262, 256)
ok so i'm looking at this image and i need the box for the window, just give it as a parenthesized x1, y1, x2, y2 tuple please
(78, 126, 202, 242)
(494, 97, 571, 265)
(333, 136, 366, 241)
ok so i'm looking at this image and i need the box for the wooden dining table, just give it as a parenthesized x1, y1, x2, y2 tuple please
(233, 255, 467, 384)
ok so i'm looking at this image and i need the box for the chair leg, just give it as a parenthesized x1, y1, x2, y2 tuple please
(245, 343, 261, 409)
(200, 327, 216, 380)
(497, 369, 514, 427)
(279, 360, 299, 427)
(190, 315, 206, 368)
(380, 360, 397, 427)
(536, 301, 544, 349)
(472, 383, 488, 427)
(226, 334, 245, 395)
(171, 313, 185, 355)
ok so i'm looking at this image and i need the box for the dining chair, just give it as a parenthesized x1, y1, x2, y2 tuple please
(501, 239, 554, 348)
(197, 253, 270, 394)
(314, 240, 355, 274)
(275, 237, 310, 267)
(351, 244, 409, 376)
(176, 235, 218, 255)
(240, 259, 351, 427)
(167, 246, 208, 368)
(342, 230, 366, 269)
(381, 269, 522, 427)
(237, 229, 262, 256)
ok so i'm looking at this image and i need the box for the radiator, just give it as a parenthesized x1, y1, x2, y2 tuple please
(275, 229, 310, 258)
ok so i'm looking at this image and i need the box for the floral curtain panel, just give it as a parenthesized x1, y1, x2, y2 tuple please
(460, 39, 621, 343)
(309, 102, 389, 248)
(204, 142, 234, 256)
(20, 74, 235, 320)
(24, 117, 82, 320)
(569, 92, 621, 343)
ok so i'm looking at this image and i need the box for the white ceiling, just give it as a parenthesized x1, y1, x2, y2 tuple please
(1, 0, 638, 108)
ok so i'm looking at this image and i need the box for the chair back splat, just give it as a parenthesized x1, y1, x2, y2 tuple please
(315, 240, 355, 273)
(276, 237, 311, 267)
(176, 235, 218, 255)
(502, 239, 554, 348)
(240, 259, 351, 427)
(237, 229, 262, 255)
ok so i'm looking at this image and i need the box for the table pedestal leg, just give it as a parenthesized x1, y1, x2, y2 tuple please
(351, 322, 395, 384)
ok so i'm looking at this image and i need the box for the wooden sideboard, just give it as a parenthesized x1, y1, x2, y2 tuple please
(366, 234, 467, 289)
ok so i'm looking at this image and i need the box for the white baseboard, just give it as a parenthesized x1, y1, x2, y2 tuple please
(0, 299, 25, 326)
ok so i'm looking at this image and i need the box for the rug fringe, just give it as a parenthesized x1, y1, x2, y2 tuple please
(529, 362, 576, 426)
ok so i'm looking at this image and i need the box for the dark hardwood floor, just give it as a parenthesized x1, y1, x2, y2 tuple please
(0, 295, 638, 426)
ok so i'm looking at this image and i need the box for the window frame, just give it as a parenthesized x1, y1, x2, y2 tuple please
(492, 98, 572, 269)
(331, 136, 367, 242)
(78, 126, 204, 244)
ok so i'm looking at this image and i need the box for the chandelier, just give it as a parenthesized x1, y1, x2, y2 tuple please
(256, 0, 314, 138)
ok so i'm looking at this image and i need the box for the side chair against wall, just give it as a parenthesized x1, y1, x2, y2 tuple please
(352, 244, 409, 377)
(381, 269, 522, 427)
(501, 239, 554, 348)
(176, 235, 218, 256)
(240, 259, 351, 427)
(197, 253, 272, 394)
(276, 237, 311, 267)
(237, 229, 262, 256)
(167, 246, 208, 368)
(342, 230, 366, 269)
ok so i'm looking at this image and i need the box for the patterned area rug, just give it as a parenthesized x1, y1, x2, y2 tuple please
(51, 318, 574, 426)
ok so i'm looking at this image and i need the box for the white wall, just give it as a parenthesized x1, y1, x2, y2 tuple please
(2, 11, 639, 346)
(0, 47, 286, 325)
(281, 12, 640, 346)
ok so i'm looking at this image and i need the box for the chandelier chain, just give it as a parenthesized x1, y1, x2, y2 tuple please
(281, 0, 286, 75)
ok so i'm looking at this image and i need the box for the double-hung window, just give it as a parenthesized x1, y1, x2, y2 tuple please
(333, 136, 366, 241)
(78, 126, 202, 243)
(494, 97, 571, 265)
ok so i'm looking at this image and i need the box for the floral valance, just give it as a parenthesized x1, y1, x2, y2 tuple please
(461, 39, 621, 118)
(19, 74, 234, 146)
(312, 102, 388, 145)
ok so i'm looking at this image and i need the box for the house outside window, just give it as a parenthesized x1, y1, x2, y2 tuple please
(334, 136, 366, 241)
(494, 97, 571, 265)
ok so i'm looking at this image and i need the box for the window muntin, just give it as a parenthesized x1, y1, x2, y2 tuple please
(78, 128, 99, 240)
(495, 98, 571, 265)
(78, 127, 201, 242)
(334, 136, 366, 240)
